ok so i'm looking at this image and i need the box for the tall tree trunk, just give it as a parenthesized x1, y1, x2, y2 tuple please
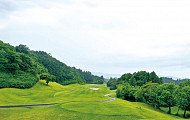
(183, 108, 187, 118)
(157, 101, 160, 109)
(168, 105, 171, 114)
(46, 80, 49, 85)
(176, 107, 180, 116)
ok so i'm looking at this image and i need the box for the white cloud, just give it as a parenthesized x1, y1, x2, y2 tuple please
(1, 0, 190, 78)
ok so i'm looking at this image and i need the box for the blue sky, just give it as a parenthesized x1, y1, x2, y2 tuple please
(0, 0, 190, 78)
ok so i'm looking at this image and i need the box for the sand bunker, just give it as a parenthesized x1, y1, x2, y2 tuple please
(90, 88, 99, 90)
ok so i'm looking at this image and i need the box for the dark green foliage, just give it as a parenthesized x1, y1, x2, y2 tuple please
(120, 71, 162, 86)
(107, 78, 117, 90)
(116, 79, 190, 118)
(179, 79, 190, 87)
(40, 73, 56, 85)
(31, 51, 104, 85)
(15, 44, 30, 54)
(117, 82, 177, 113)
(117, 83, 138, 101)
(116, 84, 125, 98)
(31, 51, 82, 84)
(0, 41, 35, 74)
(134, 88, 144, 102)
(0, 71, 39, 89)
(71, 68, 104, 84)
(129, 76, 136, 86)
(140, 83, 160, 107)
(118, 73, 132, 83)
(0, 40, 39, 88)
(149, 71, 163, 84)
(0, 40, 104, 88)
(117, 83, 177, 113)
(107, 71, 162, 90)
(158, 83, 177, 114)
(133, 71, 150, 86)
(175, 80, 190, 118)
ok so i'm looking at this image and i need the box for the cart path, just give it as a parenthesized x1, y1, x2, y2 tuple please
(100, 93, 116, 102)
(0, 103, 57, 108)
(0, 93, 116, 108)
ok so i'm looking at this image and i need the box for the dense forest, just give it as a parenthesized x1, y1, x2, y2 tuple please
(107, 71, 190, 118)
(0, 41, 39, 88)
(0, 40, 104, 88)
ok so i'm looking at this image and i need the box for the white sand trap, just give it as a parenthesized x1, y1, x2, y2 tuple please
(90, 88, 99, 90)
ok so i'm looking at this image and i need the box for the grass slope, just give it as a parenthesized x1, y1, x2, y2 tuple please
(0, 80, 183, 120)
(160, 106, 190, 118)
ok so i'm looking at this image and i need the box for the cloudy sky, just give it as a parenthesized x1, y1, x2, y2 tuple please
(0, 0, 190, 78)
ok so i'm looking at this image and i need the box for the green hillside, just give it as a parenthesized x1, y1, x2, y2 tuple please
(31, 51, 104, 85)
(0, 41, 39, 88)
(0, 80, 182, 120)
(0, 40, 104, 88)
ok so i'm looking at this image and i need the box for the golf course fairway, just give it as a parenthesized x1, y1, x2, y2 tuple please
(0, 80, 183, 120)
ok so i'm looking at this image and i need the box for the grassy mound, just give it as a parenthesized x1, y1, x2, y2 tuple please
(0, 80, 183, 120)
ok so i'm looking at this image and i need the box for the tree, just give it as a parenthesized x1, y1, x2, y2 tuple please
(174, 87, 182, 116)
(135, 88, 144, 102)
(141, 83, 160, 107)
(179, 79, 190, 87)
(160, 90, 175, 114)
(16, 44, 30, 54)
(107, 78, 117, 90)
(40, 73, 56, 85)
(119, 84, 137, 101)
(159, 83, 177, 114)
(133, 71, 151, 86)
(149, 71, 163, 84)
(19, 54, 33, 71)
(175, 86, 190, 118)
(118, 73, 132, 83)
(129, 75, 136, 86)
(116, 84, 125, 98)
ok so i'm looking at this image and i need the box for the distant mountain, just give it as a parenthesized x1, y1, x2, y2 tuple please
(158, 75, 180, 80)
(92, 72, 122, 79)
(161, 77, 189, 85)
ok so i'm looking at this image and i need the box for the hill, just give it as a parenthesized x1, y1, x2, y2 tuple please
(31, 50, 104, 85)
(0, 41, 39, 88)
(0, 80, 182, 120)
(0, 40, 104, 88)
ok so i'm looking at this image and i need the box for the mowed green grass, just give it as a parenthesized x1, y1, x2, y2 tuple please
(0, 80, 183, 120)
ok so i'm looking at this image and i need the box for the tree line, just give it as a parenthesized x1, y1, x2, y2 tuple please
(107, 71, 162, 90)
(161, 77, 189, 85)
(107, 71, 190, 118)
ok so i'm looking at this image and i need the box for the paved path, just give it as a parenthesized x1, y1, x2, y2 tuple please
(100, 93, 116, 102)
(0, 103, 57, 108)
(0, 92, 116, 108)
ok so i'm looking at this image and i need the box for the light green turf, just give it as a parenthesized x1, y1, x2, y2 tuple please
(0, 80, 184, 120)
